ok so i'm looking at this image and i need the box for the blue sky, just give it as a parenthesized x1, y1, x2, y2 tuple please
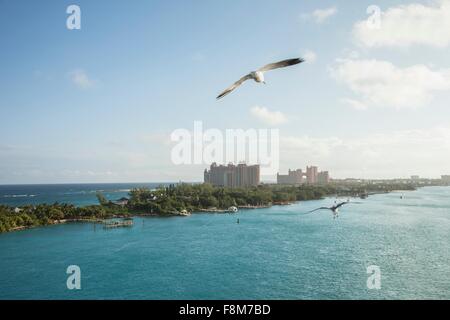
(1, 0, 450, 183)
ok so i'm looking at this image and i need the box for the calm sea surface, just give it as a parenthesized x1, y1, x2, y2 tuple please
(0, 185, 449, 299)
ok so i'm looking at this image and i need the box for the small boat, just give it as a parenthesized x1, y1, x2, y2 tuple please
(228, 206, 238, 213)
(179, 209, 191, 216)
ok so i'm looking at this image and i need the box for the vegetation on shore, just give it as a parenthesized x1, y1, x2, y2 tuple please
(0, 181, 421, 233)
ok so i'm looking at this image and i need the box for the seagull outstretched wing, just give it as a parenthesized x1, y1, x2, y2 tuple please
(258, 58, 305, 72)
(334, 201, 349, 210)
(216, 74, 253, 100)
(304, 206, 329, 214)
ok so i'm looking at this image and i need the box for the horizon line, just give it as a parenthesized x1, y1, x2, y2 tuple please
(0, 177, 447, 187)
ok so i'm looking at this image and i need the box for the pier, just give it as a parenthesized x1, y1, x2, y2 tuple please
(103, 218, 134, 229)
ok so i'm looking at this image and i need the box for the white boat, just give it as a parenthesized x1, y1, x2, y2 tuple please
(179, 209, 191, 216)
(228, 206, 238, 213)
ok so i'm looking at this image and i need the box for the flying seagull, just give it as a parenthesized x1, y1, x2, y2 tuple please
(216, 58, 305, 99)
(304, 201, 350, 219)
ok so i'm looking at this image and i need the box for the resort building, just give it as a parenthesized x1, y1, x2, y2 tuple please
(277, 169, 304, 185)
(306, 166, 318, 184)
(442, 175, 450, 183)
(277, 166, 331, 185)
(204, 163, 260, 188)
(317, 171, 330, 184)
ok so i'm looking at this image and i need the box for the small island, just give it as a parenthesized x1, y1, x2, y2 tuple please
(0, 180, 439, 233)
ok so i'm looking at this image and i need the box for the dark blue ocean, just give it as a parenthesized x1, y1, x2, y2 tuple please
(0, 183, 170, 207)
(0, 185, 449, 299)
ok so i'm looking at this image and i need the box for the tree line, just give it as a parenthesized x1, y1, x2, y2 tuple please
(0, 182, 417, 233)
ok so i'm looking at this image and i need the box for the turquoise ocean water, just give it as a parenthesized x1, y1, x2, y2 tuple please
(0, 185, 449, 299)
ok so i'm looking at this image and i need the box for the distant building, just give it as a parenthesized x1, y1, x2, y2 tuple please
(204, 163, 260, 188)
(277, 166, 330, 185)
(306, 166, 318, 184)
(318, 171, 330, 184)
(114, 197, 129, 207)
(277, 169, 304, 185)
(411, 175, 420, 180)
(442, 175, 450, 182)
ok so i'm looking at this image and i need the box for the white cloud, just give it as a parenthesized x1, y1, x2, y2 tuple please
(69, 69, 95, 89)
(312, 7, 337, 23)
(302, 50, 317, 63)
(330, 58, 450, 109)
(353, 0, 450, 48)
(341, 49, 360, 60)
(340, 98, 368, 111)
(250, 106, 288, 126)
(279, 127, 450, 179)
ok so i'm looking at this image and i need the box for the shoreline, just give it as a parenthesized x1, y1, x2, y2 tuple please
(1, 187, 425, 234)
(0, 185, 445, 234)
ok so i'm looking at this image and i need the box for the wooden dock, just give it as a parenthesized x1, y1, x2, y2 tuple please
(103, 218, 134, 229)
